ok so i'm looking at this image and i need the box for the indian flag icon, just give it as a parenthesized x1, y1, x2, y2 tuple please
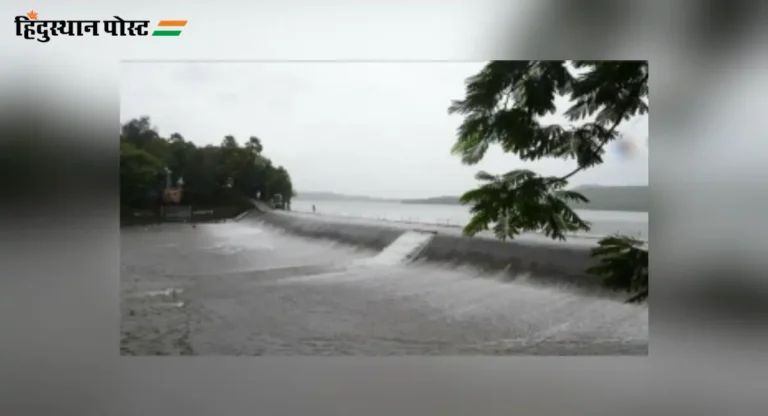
(152, 20, 187, 36)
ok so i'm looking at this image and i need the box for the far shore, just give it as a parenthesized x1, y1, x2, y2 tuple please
(293, 197, 649, 214)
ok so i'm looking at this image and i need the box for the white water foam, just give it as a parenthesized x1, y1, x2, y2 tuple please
(268, 232, 437, 285)
(140, 288, 183, 297)
(357, 231, 435, 266)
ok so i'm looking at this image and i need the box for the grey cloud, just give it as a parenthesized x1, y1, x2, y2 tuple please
(120, 62, 648, 199)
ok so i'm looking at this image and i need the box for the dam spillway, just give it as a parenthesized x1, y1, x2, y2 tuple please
(120, 211, 648, 356)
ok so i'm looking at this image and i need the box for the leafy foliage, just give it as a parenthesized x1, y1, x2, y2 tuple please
(450, 61, 648, 299)
(587, 236, 648, 302)
(120, 116, 295, 213)
(120, 141, 164, 208)
(461, 169, 590, 241)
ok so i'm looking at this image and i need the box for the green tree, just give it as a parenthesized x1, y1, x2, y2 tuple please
(256, 159, 276, 200)
(449, 61, 648, 301)
(269, 166, 295, 204)
(221, 135, 239, 149)
(119, 117, 296, 214)
(120, 141, 164, 209)
(120, 116, 158, 149)
(246, 136, 263, 155)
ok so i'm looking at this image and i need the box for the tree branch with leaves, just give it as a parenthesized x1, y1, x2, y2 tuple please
(449, 61, 648, 302)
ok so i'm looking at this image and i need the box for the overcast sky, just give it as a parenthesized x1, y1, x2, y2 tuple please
(120, 62, 648, 199)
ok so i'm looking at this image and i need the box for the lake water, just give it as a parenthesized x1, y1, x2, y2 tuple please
(292, 199, 648, 240)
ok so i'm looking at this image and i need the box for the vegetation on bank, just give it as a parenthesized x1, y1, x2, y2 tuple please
(449, 61, 649, 302)
(120, 116, 295, 219)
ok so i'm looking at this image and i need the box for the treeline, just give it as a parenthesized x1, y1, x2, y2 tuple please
(120, 116, 295, 213)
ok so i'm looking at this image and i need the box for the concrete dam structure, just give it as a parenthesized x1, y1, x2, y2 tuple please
(251, 210, 605, 290)
(121, 206, 648, 356)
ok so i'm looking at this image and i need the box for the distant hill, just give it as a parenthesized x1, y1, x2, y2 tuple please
(401, 195, 461, 205)
(401, 185, 648, 212)
(295, 191, 396, 202)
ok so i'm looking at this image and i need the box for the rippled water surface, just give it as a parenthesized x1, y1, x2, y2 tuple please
(292, 199, 649, 239)
(121, 218, 648, 355)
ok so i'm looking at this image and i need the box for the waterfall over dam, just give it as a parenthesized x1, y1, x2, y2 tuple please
(121, 210, 648, 356)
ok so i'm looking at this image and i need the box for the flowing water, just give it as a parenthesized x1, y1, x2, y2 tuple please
(359, 231, 435, 266)
(121, 217, 648, 356)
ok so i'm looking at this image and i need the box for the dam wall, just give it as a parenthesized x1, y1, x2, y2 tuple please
(252, 211, 603, 288)
(252, 211, 404, 251)
(421, 233, 602, 287)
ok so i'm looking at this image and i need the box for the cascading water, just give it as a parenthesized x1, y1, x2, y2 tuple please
(121, 217, 648, 356)
(358, 231, 435, 266)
